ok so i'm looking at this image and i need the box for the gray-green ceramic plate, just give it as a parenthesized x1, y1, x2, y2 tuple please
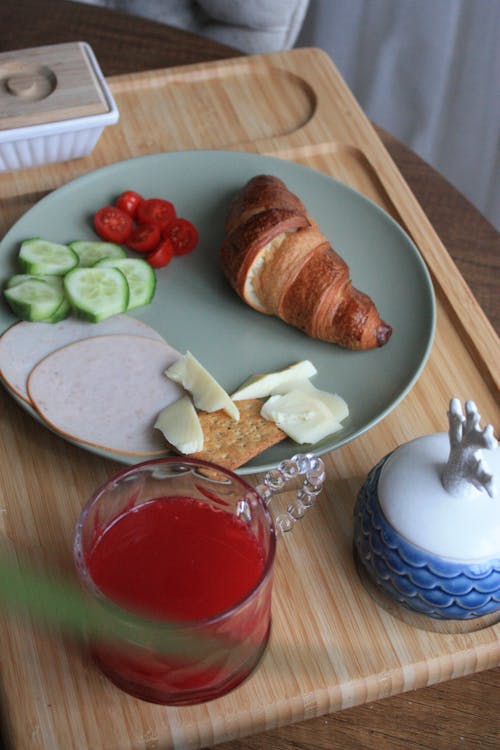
(0, 151, 435, 474)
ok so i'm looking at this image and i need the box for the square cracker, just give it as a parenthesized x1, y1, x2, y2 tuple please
(190, 398, 286, 470)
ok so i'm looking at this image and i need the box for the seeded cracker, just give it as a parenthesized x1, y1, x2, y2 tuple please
(190, 399, 286, 470)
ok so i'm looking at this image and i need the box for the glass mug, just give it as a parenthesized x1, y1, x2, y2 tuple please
(74, 454, 325, 705)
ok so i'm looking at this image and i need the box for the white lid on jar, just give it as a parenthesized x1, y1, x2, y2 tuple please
(378, 433, 500, 562)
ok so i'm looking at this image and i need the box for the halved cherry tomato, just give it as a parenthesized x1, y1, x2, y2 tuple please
(146, 238, 175, 268)
(116, 190, 143, 218)
(136, 198, 176, 230)
(126, 223, 161, 253)
(94, 206, 133, 244)
(163, 217, 199, 255)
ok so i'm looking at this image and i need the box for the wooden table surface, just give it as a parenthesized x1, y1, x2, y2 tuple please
(0, 2, 498, 749)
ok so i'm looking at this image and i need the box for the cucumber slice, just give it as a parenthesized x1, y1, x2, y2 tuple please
(4, 278, 65, 321)
(68, 241, 127, 268)
(95, 257, 156, 310)
(5, 274, 70, 322)
(44, 294, 72, 323)
(18, 238, 78, 275)
(63, 267, 129, 322)
(6, 273, 64, 292)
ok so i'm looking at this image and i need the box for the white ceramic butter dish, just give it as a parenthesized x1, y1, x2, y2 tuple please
(0, 42, 119, 171)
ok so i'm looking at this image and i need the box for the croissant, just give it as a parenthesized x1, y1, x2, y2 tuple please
(220, 175, 392, 350)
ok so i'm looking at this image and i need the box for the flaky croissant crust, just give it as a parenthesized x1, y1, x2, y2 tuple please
(220, 175, 392, 350)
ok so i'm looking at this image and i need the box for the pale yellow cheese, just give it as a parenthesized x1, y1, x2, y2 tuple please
(165, 351, 239, 421)
(231, 360, 317, 400)
(154, 395, 204, 453)
(261, 387, 348, 444)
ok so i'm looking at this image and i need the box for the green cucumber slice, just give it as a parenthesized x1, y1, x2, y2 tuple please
(44, 295, 72, 323)
(18, 238, 78, 275)
(5, 274, 70, 322)
(68, 241, 127, 268)
(95, 257, 156, 310)
(4, 278, 65, 321)
(63, 267, 129, 322)
(6, 274, 64, 292)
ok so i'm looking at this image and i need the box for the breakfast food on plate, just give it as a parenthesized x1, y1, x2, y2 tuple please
(155, 395, 204, 455)
(261, 388, 348, 444)
(2, 241, 349, 465)
(231, 360, 349, 445)
(165, 351, 240, 421)
(92, 258, 156, 310)
(4, 274, 71, 324)
(156, 357, 349, 469)
(3, 238, 157, 324)
(220, 174, 392, 350)
(67, 240, 127, 267)
(93, 189, 199, 268)
(26, 334, 183, 455)
(0, 314, 166, 403)
(0, 291, 349, 464)
(182, 399, 286, 471)
(158, 353, 276, 467)
(230, 359, 318, 400)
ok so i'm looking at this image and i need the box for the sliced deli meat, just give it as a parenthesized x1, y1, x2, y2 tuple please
(27, 334, 183, 456)
(0, 314, 165, 403)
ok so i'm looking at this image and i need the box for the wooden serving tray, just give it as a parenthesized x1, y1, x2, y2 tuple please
(0, 48, 498, 750)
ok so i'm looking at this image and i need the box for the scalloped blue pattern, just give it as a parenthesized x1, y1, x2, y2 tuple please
(353, 454, 500, 620)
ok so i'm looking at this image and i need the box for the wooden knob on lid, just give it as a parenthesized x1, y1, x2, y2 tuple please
(2, 64, 56, 103)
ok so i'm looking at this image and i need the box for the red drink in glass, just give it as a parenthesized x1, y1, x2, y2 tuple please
(74, 459, 276, 705)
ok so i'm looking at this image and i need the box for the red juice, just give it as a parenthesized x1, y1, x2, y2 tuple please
(84, 494, 274, 704)
(87, 495, 265, 620)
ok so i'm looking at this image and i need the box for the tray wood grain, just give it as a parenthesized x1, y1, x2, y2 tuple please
(0, 48, 498, 750)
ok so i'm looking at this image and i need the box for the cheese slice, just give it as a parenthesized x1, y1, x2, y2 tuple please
(231, 360, 317, 400)
(154, 395, 204, 454)
(261, 388, 347, 444)
(280, 380, 349, 422)
(165, 351, 239, 421)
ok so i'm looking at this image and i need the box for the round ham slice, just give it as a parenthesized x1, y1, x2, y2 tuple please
(0, 314, 166, 404)
(27, 334, 183, 456)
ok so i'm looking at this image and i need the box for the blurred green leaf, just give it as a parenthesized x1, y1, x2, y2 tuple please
(0, 554, 228, 659)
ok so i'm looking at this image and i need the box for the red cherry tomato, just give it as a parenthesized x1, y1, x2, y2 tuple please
(94, 206, 133, 244)
(126, 223, 161, 253)
(116, 190, 143, 218)
(163, 218, 199, 255)
(146, 239, 175, 268)
(146, 240, 174, 268)
(136, 198, 176, 230)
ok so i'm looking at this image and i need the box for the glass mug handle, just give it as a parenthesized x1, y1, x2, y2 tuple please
(251, 453, 326, 533)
